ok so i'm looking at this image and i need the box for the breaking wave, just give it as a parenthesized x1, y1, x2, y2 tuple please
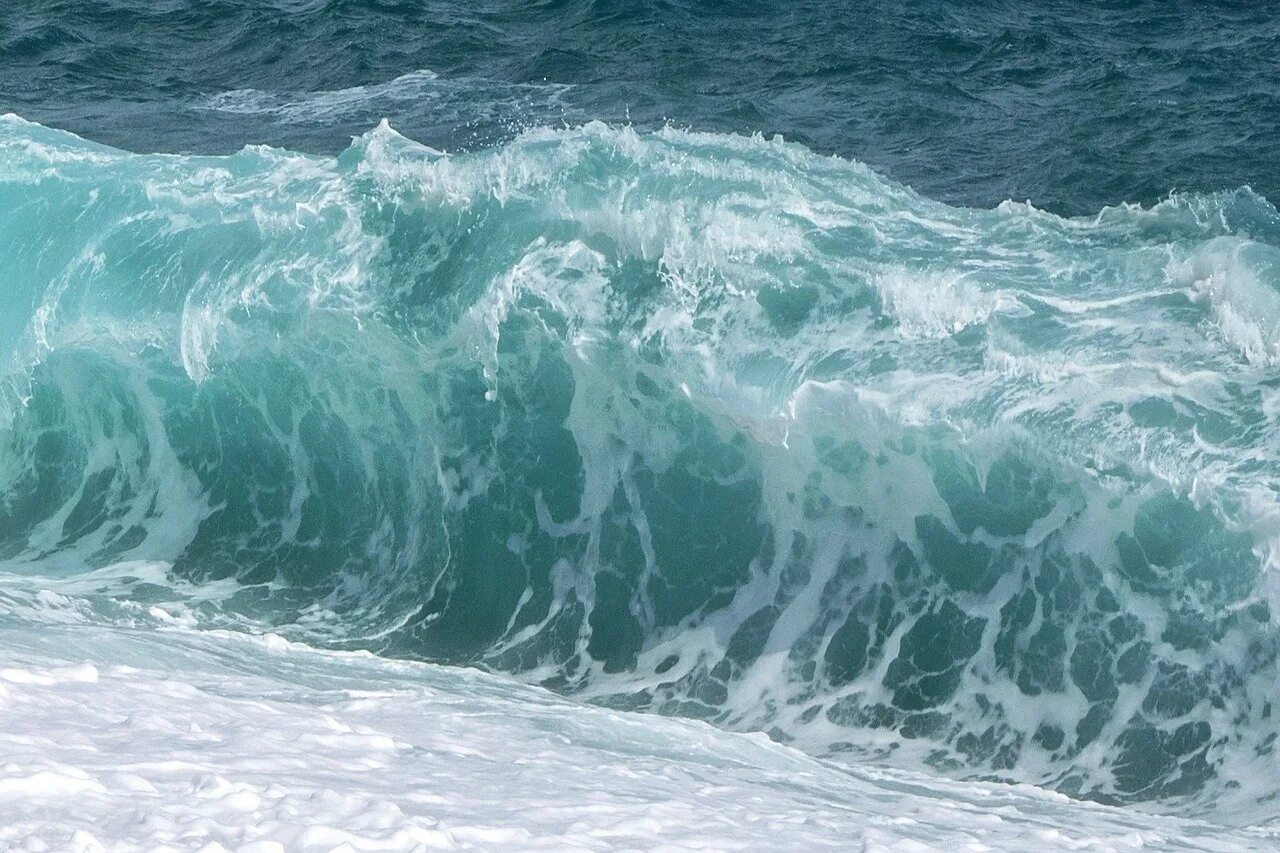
(3, 113, 1280, 818)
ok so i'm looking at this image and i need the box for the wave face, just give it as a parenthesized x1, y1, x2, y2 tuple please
(3, 115, 1280, 815)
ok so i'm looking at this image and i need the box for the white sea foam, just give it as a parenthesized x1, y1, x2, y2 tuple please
(1173, 237, 1280, 365)
(201, 70, 573, 126)
(876, 267, 1026, 338)
(0, 614, 1270, 852)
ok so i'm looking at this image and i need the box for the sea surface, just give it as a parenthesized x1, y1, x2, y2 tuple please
(3, 2, 1280, 849)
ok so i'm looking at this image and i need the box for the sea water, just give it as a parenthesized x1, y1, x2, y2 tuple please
(2, 2, 1280, 849)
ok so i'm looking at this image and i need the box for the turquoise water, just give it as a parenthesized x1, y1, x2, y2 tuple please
(3, 1, 1280, 823)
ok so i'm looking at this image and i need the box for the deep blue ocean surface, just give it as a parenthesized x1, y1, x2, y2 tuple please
(4, 0, 1280, 823)
(6, 1, 1280, 212)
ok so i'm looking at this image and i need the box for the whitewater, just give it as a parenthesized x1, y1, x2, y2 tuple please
(0, 586, 1271, 851)
(3, 109, 1280, 849)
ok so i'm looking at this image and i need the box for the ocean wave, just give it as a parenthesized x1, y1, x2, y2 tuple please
(2, 114, 1279, 817)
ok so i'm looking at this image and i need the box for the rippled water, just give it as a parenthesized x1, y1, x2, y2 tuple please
(6, 1, 1280, 212)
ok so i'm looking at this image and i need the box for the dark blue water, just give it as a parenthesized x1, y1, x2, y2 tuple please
(4, 1, 1279, 213)
(4, 0, 1280, 817)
